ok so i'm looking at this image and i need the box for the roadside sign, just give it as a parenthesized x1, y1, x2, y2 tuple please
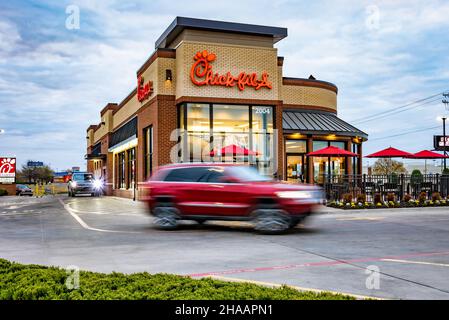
(0, 157, 16, 184)
(433, 135, 449, 151)
(27, 161, 44, 167)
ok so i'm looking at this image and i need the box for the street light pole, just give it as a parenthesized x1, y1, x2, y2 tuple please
(443, 117, 447, 170)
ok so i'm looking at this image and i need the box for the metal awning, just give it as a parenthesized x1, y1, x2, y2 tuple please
(85, 154, 107, 160)
(283, 110, 368, 139)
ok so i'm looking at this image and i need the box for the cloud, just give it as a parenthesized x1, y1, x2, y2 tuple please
(0, 0, 448, 170)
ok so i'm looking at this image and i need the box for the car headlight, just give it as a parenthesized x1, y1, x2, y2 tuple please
(276, 190, 322, 199)
(93, 179, 103, 189)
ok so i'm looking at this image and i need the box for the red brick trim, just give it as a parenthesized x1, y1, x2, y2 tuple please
(175, 96, 282, 106)
(282, 77, 338, 94)
(137, 48, 176, 76)
(282, 104, 337, 114)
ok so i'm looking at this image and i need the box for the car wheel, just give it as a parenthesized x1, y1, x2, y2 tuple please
(252, 207, 291, 234)
(152, 203, 179, 230)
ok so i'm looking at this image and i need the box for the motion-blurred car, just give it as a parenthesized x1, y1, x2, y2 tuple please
(143, 163, 323, 234)
(67, 172, 103, 197)
(16, 184, 33, 196)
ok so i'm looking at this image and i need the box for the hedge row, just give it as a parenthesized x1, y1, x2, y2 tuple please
(0, 259, 353, 300)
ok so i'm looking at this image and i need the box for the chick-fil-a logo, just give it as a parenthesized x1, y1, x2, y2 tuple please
(0, 158, 16, 177)
(190, 50, 272, 91)
(137, 75, 153, 102)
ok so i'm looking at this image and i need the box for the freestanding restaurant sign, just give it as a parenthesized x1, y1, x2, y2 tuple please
(434, 135, 449, 151)
(0, 157, 16, 184)
(190, 50, 272, 91)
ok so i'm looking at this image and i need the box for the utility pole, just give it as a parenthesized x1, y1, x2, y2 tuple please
(442, 93, 449, 170)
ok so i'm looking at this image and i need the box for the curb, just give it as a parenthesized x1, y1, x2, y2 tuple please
(207, 275, 385, 300)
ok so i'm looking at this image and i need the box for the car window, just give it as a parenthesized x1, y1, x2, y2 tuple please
(73, 174, 94, 182)
(204, 168, 226, 183)
(163, 167, 210, 182)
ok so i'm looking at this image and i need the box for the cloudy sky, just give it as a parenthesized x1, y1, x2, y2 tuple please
(1, 0, 449, 171)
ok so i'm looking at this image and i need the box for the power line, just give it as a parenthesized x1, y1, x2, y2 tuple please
(351, 92, 445, 124)
(369, 125, 440, 141)
(353, 97, 442, 124)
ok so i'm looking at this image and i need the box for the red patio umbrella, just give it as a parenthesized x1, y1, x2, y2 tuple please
(306, 145, 358, 157)
(365, 147, 413, 158)
(209, 144, 258, 157)
(405, 150, 448, 174)
(405, 150, 449, 159)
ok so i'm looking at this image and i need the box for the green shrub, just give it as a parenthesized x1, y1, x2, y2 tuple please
(410, 169, 423, 185)
(443, 168, 449, 175)
(0, 259, 353, 300)
(0, 189, 8, 196)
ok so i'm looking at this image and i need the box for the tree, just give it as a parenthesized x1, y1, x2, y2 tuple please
(372, 158, 407, 175)
(16, 161, 54, 183)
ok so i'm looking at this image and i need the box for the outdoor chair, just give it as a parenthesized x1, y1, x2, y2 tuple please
(383, 182, 400, 201)
(419, 182, 433, 199)
(362, 182, 376, 202)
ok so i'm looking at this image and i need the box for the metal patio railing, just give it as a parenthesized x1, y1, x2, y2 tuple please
(321, 174, 449, 202)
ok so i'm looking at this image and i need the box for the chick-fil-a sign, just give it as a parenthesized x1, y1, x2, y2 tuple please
(190, 50, 272, 91)
(0, 158, 16, 184)
(137, 75, 153, 102)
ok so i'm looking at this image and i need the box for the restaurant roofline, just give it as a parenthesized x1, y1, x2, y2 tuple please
(155, 16, 288, 49)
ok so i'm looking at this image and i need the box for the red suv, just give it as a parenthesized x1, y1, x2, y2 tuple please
(143, 163, 323, 233)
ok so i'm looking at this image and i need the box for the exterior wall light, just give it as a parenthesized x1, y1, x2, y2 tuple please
(165, 69, 172, 81)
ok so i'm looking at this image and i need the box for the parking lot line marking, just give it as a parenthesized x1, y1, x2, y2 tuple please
(336, 217, 383, 221)
(58, 199, 140, 234)
(381, 259, 449, 267)
(189, 250, 449, 277)
(208, 275, 383, 300)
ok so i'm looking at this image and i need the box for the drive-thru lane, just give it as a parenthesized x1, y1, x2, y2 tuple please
(1, 195, 449, 299)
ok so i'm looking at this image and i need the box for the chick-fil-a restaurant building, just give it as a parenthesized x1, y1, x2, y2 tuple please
(86, 17, 367, 199)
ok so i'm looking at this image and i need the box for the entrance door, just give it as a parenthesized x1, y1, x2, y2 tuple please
(286, 154, 305, 182)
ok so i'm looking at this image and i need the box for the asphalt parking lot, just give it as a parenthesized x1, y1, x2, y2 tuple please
(1, 195, 449, 299)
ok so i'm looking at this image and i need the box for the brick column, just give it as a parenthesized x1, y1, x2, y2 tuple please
(358, 143, 363, 174)
(307, 136, 313, 183)
(346, 140, 353, 175)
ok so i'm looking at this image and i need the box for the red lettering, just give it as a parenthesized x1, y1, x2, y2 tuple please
(190, 50, 272, 91)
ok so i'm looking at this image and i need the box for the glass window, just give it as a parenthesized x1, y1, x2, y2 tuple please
(227, 166, 272, 182)
(127, 148, 136, 189)
(285, 140, 306, 153)
(179, 103, 274, 177)
(313, 141, 328, 151)
(164, 167, 210, 182)
(117, 152, 126, 189)
(144, 126, 153, 180)
(187, 104, 209, 132)
(213, 105, 249, 133)
(313, 156, 329, 184)
(252, 106, 273, 133)
(330, 141, 346, 149)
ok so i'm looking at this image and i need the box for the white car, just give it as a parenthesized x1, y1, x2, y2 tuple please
(67, 172, 103, 197)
